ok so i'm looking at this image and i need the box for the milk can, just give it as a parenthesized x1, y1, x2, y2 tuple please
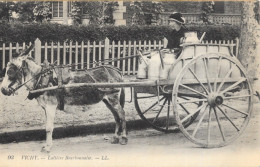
(137, 54, 149, 79)
(219, 58, 231, 78)
(148, 51, 161, 80)
(183, 31, 200, 44)
(169, 60, 182, 82)
(159, 52, 176, 79)
(231, 63, 241, 78)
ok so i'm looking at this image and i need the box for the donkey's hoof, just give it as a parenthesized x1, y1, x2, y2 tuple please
(120, 137, 128, 145)
(41, 146, 51, 153)
(111, 136, 119, 144)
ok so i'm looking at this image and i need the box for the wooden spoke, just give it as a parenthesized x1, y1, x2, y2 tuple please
(222, 103, 249, 116)
(192, 105, 208, 137)
(173, 54, 253, 147)
(220, 78, 247, 94)
(179, 96, 199, 105)
(152, 98, 168, 123)
(142, 96, 165, 114)
(213, 107, 226, 141)
(180, 84, 207, 98)
(188, 68, 209, 94)
(177, 98, 207, 104)
(217, 106, 240, 131)
(207, 107, 212, 144)
(217, 67, 234, 93)
(137, 95, 160, 99)
(181, 103, 206, 123)
(203, 57, 213, 93)
(166, 99, 171, 130)
(179, 103, 190, 114)
(214, 56, 223, 92)
(223, 94, 250, 100)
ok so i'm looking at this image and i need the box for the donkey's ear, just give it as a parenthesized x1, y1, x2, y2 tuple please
(20, 44, 35, 57)
(13, 52, 20, 58)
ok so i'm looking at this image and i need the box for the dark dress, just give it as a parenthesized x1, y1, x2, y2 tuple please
(166, 26, 186, 50)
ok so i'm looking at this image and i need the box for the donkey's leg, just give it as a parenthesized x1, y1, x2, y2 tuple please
(103, 98, 121, 144)
(42, 105, 56, 152)
(105, 93, 128, 145)
(117, 106, 127, 145)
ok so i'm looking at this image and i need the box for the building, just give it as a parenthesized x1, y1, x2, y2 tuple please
(50, 1, 71, 24)
(49, 1, 242, 26)
(157, 1, 242, 25)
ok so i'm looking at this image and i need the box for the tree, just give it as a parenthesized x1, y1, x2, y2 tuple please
(129, 1, 164, 25)
(70, 1, 118, 25)
(33, 2, 52, 22)
(0, 1, 17, 22)
(16, 1, 51, 23)
(200, 1, 215, 23)
(238, 1, 258, 80)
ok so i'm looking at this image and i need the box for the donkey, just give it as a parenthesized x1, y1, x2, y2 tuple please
(1, 45, 127, 152)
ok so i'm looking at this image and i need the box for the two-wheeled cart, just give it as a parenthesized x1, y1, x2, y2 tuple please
(31, 42, 253, 148)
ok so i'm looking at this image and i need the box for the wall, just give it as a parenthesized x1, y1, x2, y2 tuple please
(123, 1, 242, 26)
(224, 1, 242, 14)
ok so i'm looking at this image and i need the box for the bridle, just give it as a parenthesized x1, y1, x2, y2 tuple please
(6, 60, 53, 94)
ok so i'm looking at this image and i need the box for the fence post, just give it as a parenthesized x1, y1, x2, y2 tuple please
(34, 38, 42, 64)
(104, 37, 110, 64)
(235, 37, 239, 57)
(163, 37, 168, 48)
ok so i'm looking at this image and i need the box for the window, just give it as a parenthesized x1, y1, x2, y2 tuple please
(67, 1, 72, 17)
(213, 1, 225, 13)
(52, 1, 63, 17)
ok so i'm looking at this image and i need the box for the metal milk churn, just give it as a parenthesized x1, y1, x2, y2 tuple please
(148, 51, 161, 80)
(219, 58, 231, 78)
(231, 63, 241, 78)
(183, 31, 200, 44)
(137, 51, 150, 79)
(159, 52, 176, 79)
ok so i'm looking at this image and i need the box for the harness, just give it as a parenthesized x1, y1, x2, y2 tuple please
(8, 60, 122, 109)
(7, 62, 51, 94)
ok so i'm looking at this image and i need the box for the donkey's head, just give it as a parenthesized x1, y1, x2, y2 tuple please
(1, 45, 35, 96)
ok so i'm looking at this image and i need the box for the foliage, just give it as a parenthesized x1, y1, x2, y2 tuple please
(129, 1, 164, 25)
(187, 24, 240, 41)
(16, 1, 52, 22)
(70, 1, 118, 25)
(0, 23, 240, 44)
(201, 1, 215, 23)
(0, 1, 51, 23)
(0, 1, 17, 22)
(32, 2, 52, 22)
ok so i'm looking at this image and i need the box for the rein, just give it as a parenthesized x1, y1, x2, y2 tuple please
(50, 54, 140, 69)
(9, 53, 140, 93)
(10, 66, 53, 93)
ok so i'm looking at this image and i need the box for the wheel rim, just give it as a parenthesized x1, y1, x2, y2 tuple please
(173, 53, 253, 148)
(134, 88, 201, 133)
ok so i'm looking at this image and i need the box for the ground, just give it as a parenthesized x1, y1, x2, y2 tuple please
(0, 76, 260, 167)
(0, 111, 259, 167)
(0, 77, 138, 133)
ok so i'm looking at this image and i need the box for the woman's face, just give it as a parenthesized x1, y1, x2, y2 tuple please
(168, 20, 181, 31)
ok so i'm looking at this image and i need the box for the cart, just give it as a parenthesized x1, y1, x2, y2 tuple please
(30, 42, 253, 148)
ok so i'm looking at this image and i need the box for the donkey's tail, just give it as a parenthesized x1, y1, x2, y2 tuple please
(120, 88, 125, 108)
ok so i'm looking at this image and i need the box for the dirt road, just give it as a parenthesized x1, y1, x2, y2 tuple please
(1, 76, 260, 167)
(0, 102, 260, 167)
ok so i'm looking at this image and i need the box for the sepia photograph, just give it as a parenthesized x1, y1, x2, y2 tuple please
(0, 0, 260, 166)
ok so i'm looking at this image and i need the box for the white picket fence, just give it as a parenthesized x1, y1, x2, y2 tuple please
(0, 38, 239, 75)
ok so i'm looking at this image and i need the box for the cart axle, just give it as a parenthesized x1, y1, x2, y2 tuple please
(207, 93, 224, 107)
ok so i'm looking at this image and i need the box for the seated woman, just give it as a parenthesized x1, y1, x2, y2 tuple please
(166, 12, 187, 56)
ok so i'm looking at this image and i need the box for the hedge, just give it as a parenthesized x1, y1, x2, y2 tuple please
(0, 22, 240, 44)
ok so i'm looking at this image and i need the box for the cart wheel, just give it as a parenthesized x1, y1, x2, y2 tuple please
(134, 88, 201, 133)
(173, 53, 253, 148)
